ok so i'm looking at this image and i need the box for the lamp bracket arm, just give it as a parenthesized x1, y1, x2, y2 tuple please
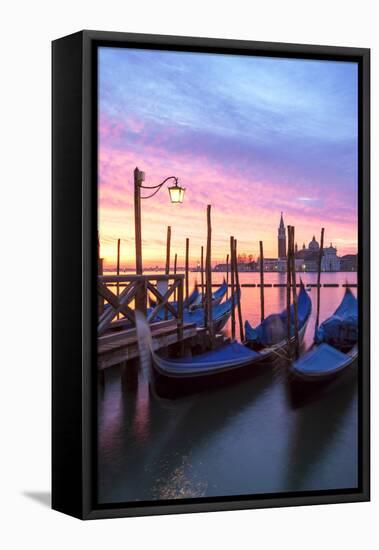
(139, 176, 178, 190)
(139, 176, 180, 200)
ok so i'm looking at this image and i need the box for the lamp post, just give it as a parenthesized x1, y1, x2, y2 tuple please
(134, 167, 185, 275)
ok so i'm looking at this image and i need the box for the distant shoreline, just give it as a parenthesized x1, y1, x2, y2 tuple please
(102, 268, 357, 274)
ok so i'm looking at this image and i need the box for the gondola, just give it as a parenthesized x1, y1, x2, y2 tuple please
(140, 285, 311, 393)
(148, 279, 227, 310)
(148, 290, 238, 331)
(288, 287, 358, 400)
(190, 279, 228, 310)
(244, 283, 312, 350)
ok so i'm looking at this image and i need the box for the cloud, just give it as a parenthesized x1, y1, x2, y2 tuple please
(98, 47, 358, 266)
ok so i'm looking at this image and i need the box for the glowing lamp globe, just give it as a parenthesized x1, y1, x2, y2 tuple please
(168, 182, 186, 203)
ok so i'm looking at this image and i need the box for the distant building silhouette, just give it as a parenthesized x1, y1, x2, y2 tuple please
(214, 213, 357, 272)
(278, 212, 286, 260)
(340, 254, 358, 272)
(321, 243, 340, 271)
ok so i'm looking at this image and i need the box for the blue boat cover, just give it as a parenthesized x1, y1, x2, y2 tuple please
(192, 280, 228, 309)
(150, 281, 227, 311)
(315, 288, 358, 349)
(245, 285, 311, 346)
(212, 279, 228, 301)
(148, 291, 237, 327)
(293, 343, 350, 375)
(153, 340, 261, 375)
(164, 341, 259, 365)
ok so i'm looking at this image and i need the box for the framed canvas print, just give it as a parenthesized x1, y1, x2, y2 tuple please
(52, 30, 370, 519)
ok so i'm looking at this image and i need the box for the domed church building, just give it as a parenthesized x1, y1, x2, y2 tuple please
(308, 236, 320, 251)
(321, 243, 341, 272)
(276, 213, 347, 272)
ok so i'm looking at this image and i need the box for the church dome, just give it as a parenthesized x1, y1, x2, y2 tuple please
(308, 236, 319, 251)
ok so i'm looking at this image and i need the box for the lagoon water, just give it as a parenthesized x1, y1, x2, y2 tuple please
(98, 272, 358, 504)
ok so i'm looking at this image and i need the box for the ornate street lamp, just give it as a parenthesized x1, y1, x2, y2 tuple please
(134, 167, 185, 274)
(167, 178, 186, 203)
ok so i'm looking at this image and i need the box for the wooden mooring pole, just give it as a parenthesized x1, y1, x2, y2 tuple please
(98, 257, 104, 317)
(177, 276, 184, 345)
(200, 245, 204, 302)
(134, 167, 146, 314)
(174, 252, 178, 301)
(134, 167, 143, 275)
(290, 226, 299, 358)
(116, 238, 121, 319)
(315, 227, 325, 333)
(163, 226, 172, 320)
(226, 253, 229, 299)
(230, 236, 236, 341)
(233, 238, 244, 342)
(259, 240, 265, 323)
(286, 226, 292, 343)
(165, 226, 171, 275)
(205, 206, 214, 346)
(185, 237, 189, 302)
(97, 233, 102, 272)
(97, 231, 104, 317)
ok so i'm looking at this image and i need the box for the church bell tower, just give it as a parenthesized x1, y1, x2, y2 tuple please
(278, 212, 286, 259)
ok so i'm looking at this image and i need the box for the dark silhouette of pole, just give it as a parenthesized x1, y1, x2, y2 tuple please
(97, 231, 104, 317)
(286, 226, 292, 344)
(173, 252, 178, 301)
(259, 241, 265, 323)
(200, 245, 204, 302)
(226, 253, 229, 299)
(233, 238, 244, 342)
(134, 167, 143, 275)
(165, 226, 171, 275)
(116, 238, 121, 319)
(290, 226, 299, 358)
(315, 227, 325, 333)
(205, 206, 214, 345)
(230, 236, 236, 341)
(185, 238, 189, 301)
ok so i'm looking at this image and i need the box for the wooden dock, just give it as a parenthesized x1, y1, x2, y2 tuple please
(98, 319, 202, 370)
(97, 273, 206, 370)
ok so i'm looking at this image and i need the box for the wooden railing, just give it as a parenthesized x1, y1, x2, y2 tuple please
(97, 274, 185, 337)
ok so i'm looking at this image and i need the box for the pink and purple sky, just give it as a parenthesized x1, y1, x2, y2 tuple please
(98, 47, 358, 269)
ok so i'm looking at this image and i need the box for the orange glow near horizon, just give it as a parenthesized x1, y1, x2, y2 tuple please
(98, 154, 358, 269)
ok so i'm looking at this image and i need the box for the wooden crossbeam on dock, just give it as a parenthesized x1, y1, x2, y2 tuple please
(98, 320, 200, 370)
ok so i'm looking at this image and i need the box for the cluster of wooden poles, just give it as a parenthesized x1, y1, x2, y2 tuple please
(99, 213, 326, 356)
(286, 225, 299, 359)
(185, 205, 245, 347)
(286, 225, 325, 359)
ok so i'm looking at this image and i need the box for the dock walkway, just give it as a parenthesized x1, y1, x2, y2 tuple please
(98, 319, 201, 370)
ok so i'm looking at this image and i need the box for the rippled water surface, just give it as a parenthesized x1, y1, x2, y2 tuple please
(98, 272, 358, 504)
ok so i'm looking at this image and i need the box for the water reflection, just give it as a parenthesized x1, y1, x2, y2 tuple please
(285, 377, 358, 491)
(98, 272, 358, 504)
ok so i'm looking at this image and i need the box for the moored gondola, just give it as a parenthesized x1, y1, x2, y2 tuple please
(288, 288, 358, 403)
(148, 279, 227, 310)
(191, 279, 228, 310)
(136, 284, 312, 395)
(244, 283, 312, 350)
(148, 289, 238, 331)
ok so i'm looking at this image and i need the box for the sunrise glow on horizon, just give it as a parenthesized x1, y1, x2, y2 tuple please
(98, 47, 358, 269)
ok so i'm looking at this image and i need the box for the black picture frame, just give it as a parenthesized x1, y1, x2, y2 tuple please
(52, 30, 370, 520)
